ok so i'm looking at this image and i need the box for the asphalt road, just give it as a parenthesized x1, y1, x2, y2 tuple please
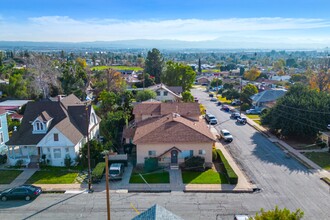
(0, 88, 329, 220)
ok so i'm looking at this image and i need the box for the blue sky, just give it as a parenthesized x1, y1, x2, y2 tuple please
(1, 0, 330, 47)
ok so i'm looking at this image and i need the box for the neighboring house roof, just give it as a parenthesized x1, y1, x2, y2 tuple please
(167, 86, 183, 95)
(0, 108, 6, 115)
(133, 102, 200, 118)
(0, 100, 31, 110)
(251, 89, 287, 104)
(6, 94, 98, 146)
(133, 113, 214, 144)
(148, 84, 182, 98)
(132, 204, 183, 220)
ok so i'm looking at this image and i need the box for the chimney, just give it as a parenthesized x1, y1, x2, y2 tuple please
(57, 95, 63, 102)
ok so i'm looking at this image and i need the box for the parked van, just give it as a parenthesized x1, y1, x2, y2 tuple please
(109, 163, 125, 180)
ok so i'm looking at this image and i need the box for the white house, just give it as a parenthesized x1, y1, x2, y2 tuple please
(147, 84, 182, 102)
(6, 94, 100, 167)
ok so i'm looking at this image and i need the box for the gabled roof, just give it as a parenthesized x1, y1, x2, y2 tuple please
(6, 94, 99, 146)
(133, 113, 214, 144)
(37, 111, 52, 122)
(132, 204, 183, 220)
(133, 102, 200, 118)
(147, 84, 182, 98)
(251, 89, 287, 103)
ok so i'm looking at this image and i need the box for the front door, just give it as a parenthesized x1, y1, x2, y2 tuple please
(171, 150, 178, 164)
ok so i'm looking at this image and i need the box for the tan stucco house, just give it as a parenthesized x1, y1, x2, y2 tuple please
(123, 102, 215, 168)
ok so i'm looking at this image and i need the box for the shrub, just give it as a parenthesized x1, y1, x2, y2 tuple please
(240, 103, 250, 111)
(0, 154, 7, 164)
(64, 156, 71, 168)
(216, 149, 238, 184)
(92, 162, 105, 183)
(317, 142, 327, 148)
(144, 157, 159, 172)
(212, 149, 218, 162)
(183, 156, 205, 171)
(15, 159, 24, 167)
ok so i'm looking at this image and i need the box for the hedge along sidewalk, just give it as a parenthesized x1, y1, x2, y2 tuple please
(214, 141, 254, 191)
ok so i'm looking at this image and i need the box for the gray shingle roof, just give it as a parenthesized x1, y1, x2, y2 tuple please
(251, 89, 287, 103)
(6, 95, 98, 146)
(132, 204, 183, 220)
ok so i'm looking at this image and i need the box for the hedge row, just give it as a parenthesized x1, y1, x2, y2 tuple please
(92, 162, 105, 182)
(216, 149, 238, 184)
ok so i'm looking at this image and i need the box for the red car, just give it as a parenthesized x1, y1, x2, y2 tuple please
(221, 105, 230, 112)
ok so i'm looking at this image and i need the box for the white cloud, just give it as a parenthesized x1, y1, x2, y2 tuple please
(1, 16, 330, 43)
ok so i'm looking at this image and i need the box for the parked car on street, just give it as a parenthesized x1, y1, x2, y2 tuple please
(210, 97, 217, 102)
(221, 105, 230, 112)
(246, 109, 261, 114)
(0, 185, 42, 201)
(205, 113, 218, 125)
(109, 163, 125, 180)
(217, 101, 222, 106)
(231, 100, 242, 106)
(209, 93, 214, 97)
(219, 129, 233, 142)
(230, 112, 240, 119)
(236, 116, 247, 125)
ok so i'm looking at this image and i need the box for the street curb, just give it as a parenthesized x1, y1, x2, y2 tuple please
(42, 190, 66, 194)
(272, 142, 313, 169)
(183, 189, 254, 193)
(247, 122, 270, 138)
(128, 190, 171, 193)
(320, 177, 330, 186)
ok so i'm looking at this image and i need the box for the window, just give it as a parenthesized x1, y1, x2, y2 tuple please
(53, 148, 61, 159)
(0, 118, 2, 128)
(54, 133, 59, 141)
(65, 147, 70, 157)
(35, 121, 44, 131)
(0, 132, 3, 144)
(164, 91, 168, 96)
(148, 150, 156, 157)
(180, 150, 193, 158)
(156, 91, 161, 96)
(199, 150, 206, 155)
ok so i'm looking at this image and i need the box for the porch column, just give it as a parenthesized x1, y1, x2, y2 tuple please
(12, 146, 15, 159)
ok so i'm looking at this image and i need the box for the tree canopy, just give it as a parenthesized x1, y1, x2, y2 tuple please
(136, 89, 157, 102)
(252, 206, 304, 220)
(182, 91, 194, 102)
(144, 48, 164, 84)
(241, 83, 258, 105)
(162, 61, 196, 92)
(244, 67, 261, 81)
(261, 84, 330, 139)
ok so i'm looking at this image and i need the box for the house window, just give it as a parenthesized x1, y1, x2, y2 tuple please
(65, 147, 70, 157)
(35, 121, 44, 131)
(199, 150, 206, 155)
(0, 132, 3, 144)
(164, 91, 168, 96)
(0, 118, 2, 128)
(148, 150, 156, 157)
(180, 150, 193, 158)
(156, 91, 161, 96)
(54, 133, 59, 141)
(53, 148, 61, 159)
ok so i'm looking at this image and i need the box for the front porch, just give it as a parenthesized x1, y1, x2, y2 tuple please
(6, 145, 39, 167)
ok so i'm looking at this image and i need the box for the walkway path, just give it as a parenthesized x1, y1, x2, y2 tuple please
(0, 168, 38, 191)
(169, 169, 184, 191)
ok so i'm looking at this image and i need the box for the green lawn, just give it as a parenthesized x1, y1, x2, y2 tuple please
(0, 170, 23, 184)
(304, 152, 330, 170)
(129, 171, 169, 184)
(246, 114, 260, 120)
(26, 170, 79, 184)
(217, 95, 231, 104)
(91, 65, 143, 71)
(202, 69, 220, 73)
(182, 169, 229, 184)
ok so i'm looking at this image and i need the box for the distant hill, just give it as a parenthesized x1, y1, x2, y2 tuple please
(0, 39, 328, 51)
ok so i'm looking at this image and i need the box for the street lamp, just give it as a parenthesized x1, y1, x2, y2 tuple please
(85, 102, 93, 193)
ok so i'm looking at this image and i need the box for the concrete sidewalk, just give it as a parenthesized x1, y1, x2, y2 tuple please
(0, 168, 38, 191)
(246, 116, 330, 180)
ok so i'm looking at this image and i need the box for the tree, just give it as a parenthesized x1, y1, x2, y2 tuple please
(198, 58, 202, 73)
(136, 90, 157, 102)
(273, 59, 285, 71)
(309, 69, 330, 92)
(222, 89, 240, 100)
(182, 91, 194, 102)
(210, 78, 222, 87)
(80, 140, 107, 165)
(144, 48, 164, 84)
(286, 58, 297, 67)
(261, 84, 330, 139)
(244, 67, 261, 81)
(252, 206, 304, 220)
(162, 61, 196, 92)
(135, 73, 155, 88)
(241, 83, 258, 105)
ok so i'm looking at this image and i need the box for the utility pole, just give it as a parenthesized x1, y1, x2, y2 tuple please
(239, 77, 242, 116)
(85, 103, 93, 193)
(105, 154, 111, 220)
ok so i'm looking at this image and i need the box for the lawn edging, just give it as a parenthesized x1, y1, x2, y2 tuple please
(216, 149, 238, 184)
(321, 177, 330, 186)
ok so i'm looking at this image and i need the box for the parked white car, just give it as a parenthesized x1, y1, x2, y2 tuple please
(220, 129, 233, 142)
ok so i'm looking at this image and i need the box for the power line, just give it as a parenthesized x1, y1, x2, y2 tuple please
(277, 104, 330, 115)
